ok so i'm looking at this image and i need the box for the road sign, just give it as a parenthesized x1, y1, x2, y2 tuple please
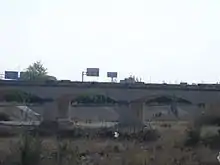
(4, 71, 19, 80)
(86, 68, 99, 77)
(107, 72, 117, 78)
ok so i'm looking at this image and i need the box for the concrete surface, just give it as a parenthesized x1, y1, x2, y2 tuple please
(1, 80, 220, 104)
(1, 80, 219, 125)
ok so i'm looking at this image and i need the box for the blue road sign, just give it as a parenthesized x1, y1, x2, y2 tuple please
(4, 71, 19, 80)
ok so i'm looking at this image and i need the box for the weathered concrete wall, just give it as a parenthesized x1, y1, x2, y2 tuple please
(1, 83, 220, 104)
(129, 102, 145, 123)
(143, 105, 200, 121)
(70, 106, 119, 121)
(1, 81, 220, 124)
(202, 103, 220, 116)
(42, 102, 58, 121)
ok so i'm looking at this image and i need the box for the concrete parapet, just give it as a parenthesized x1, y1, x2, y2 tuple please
(2, 80, 220, 91)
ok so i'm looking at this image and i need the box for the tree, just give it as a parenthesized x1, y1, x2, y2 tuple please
(20, 61, 57, 81)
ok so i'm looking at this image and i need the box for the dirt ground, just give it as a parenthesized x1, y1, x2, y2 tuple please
(0, 122, 220, 165)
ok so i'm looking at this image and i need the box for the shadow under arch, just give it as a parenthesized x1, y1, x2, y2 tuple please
(131, 94, 193, 105)
(130, 94, 193, 120)
(0, 89, 53, 104)
(53, 93, 126, 120)
(57, 93, 128, 106)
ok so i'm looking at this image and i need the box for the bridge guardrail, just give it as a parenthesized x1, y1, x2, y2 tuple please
(1, 80, 220, 91)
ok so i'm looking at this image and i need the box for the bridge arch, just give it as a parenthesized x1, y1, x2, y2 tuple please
(54, 93, 129, 120)
(130, 94, 193, 105)
(43, 94, 195, 127)
(128, 94, 194, 121)
(0, 89, 53, 104)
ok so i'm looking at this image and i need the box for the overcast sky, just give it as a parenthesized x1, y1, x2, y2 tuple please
(0, 0, 220, 83)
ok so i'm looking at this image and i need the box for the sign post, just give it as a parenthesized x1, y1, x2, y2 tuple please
(82, 68, 100, 82)
(107, 72, 118, 82)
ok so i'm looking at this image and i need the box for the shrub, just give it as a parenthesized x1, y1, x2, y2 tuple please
(201, 134, 220, 149)
(0, 112, 10, 121)
(2, 133, 42, 165)
(184, 128, 200, 146)
(55, 140, 81, 165)
(113, 145, 120, 153)
(195, 116, 220, 127)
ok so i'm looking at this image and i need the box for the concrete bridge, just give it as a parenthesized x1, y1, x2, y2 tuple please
(1, 80, 220, 126)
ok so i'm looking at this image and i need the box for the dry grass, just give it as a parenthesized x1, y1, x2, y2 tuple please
(0, 121, 219, 165)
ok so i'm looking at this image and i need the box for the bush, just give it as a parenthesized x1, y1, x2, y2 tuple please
(55, 140, 81, 165)
(2, 133, 42, 165)
(201, 134, 220, 149)
(113, 145, 120, 152)
(1, 134, 83, 165)
(37, 121, 59, 136)
(0, 112, 10, 121)
(117, 129, 160, 142)
(184, 128, 200, 146)
(195, 116, 220, 127)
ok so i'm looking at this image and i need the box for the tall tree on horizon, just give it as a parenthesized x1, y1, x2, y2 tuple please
(20, 61, 57, 81)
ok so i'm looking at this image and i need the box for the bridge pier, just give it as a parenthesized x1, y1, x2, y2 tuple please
(43, 100, 71, 121)
(42, 99, 146, 131)
(57, 98, 71, 120)
(42, 99, 72, 129)
(43, 102, 58, 121)
(129, 102, 145, 123)
(116, 102, 145, 131)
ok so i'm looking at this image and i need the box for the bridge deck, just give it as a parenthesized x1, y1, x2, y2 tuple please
(0, 80, 220, 91)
